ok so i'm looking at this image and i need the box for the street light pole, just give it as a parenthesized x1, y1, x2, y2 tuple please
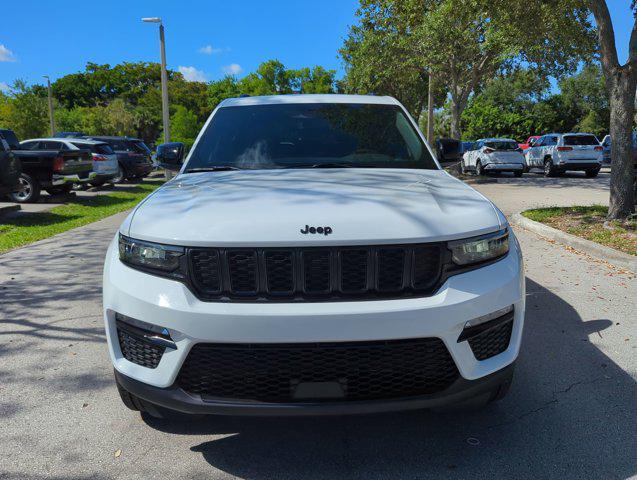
(142, 17, 170, 143)
(43, 75, 56, 136)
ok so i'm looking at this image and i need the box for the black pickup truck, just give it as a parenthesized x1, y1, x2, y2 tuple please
(0, 129, 96, 203)
(0, 131, 22, 197)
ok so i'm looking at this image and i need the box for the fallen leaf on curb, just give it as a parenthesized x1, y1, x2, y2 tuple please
(82, 403, 89, 408)
(114, 449, 121, 458)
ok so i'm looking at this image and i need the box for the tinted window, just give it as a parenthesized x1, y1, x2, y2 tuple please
(21, 141, 41, 150)
(41, 141, 63, 150)
(186, 103, 437, 170)
(563, 135, 599, 146)
(0, 130, 21, 149)
(484, 140, 519, 150)
(545, 136, 558, 146)
(132, 141, 151, 154)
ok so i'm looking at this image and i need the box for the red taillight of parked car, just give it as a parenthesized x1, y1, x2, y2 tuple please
(484, 148, 495, 154)
(52, 156, 65, 172)
(93, 155, 108, 162)
(556, 146, 573, 152)
(594, 146, 603, 151)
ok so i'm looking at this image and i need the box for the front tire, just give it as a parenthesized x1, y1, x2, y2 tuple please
(9, 173, 41, 203)
(476, 161, 484, 176)
(111, 163, 126, 184)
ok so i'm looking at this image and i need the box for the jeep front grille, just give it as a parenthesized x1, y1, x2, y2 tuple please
(188, 244, 444, 301)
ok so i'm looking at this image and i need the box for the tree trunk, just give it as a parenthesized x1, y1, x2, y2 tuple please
(589, 0, 636, 220)
(607, 73, 636, 219)
(449, 97, 462, 140)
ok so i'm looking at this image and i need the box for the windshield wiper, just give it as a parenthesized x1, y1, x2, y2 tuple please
(183, 166, 242, 173)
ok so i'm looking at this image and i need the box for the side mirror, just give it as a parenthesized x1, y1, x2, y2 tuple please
(156, 142, 185, 171)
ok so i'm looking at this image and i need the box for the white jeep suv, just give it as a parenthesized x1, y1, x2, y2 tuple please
(461, 138, 526, 177)
(524, 133, 603, 177)
(103, 94, 525, 417)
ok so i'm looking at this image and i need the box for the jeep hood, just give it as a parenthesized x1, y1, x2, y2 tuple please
(126, 169, 503, 246)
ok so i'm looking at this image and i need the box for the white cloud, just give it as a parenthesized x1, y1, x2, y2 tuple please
(0, 44, 16, 62)
(178, 66, 208, 82)
(221, 63, 243, 75)
(0, 82, 10, 92)
(198, 44, 225, 55)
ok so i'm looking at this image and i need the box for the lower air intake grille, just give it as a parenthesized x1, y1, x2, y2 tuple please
(117, 327, 165, 369)
(176, 338, 459, 402)
(468, 319, 513, 361)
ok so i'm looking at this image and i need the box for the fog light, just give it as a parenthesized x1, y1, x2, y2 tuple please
(463, 305, 513, 329)
(115, 313, 176, 349)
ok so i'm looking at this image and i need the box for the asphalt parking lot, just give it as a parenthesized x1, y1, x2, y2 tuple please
(1, 171, 635, 479)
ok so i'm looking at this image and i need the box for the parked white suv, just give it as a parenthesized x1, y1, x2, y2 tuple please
(103, 94, 525, 417)
(461, 138, 525, 177)
(524, 133, 603, 177)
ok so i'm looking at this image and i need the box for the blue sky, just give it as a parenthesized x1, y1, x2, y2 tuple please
(0, 0, 634, 91)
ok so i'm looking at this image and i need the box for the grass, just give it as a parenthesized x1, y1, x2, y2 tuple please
(522, 205, 637, 256)
(0, 181, 163, 254)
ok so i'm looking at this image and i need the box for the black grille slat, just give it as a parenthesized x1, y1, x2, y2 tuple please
(265, 251, 295, 294)
(189, 243, 443, 301)
(377, 248, 406, 292)
(303, 250, 331, 294)
(340, 249, 369, 292)
(177, 338, 459, 402)
(191, 250, 221, 293)
(227, 250, 258, 294)
(413, 246, 442, 290)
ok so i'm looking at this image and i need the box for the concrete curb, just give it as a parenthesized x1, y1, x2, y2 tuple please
(511, 213, 636, 273)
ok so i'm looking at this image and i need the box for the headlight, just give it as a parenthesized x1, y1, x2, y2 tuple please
(118, 234, 184, 274)
(448, 229, 509, 266)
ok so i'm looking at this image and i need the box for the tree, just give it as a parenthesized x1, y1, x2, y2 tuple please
(170, 106, 201, 150)
(340, 16, 446, 118)
(342, 0, 596, 139)
(589, 1, 636, 219)
(3, 80, 49, 139)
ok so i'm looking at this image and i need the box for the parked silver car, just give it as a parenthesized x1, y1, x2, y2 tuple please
(461, 138, 525, 177)
(524, 133, 602, 177)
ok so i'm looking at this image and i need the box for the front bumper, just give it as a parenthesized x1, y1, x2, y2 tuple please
(115, 362, 515, 416)
(52, 171, 97, 186)
(555, 161, 601, 171)
(103, 233, 525, 414)
(127, 163, 153, 177)
(484, 163, 524, 172)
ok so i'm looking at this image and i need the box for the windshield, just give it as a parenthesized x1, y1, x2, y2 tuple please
(563, 135, 599, 146)
(185, 103, 437, 171)
(484, 140, 519, 150)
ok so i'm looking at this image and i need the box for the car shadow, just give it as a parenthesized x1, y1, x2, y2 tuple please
(140, 277, 636, 479)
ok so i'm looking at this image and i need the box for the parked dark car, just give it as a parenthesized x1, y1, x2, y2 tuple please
(434, 138, 463, 165)
(0, 130, 22, 197)
(0, 130, 95, 203)
(54, 131, 86, 138)
(600, 133, 637, 167)
(83, 136, 153, 182)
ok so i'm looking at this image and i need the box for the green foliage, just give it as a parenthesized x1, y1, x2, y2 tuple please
(169, 105, 200, 150)
(341, 0, 596, 138)
(1, 80, 49, 138)
(460, 65, 610, 141)
(205, 61, 337, 112)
